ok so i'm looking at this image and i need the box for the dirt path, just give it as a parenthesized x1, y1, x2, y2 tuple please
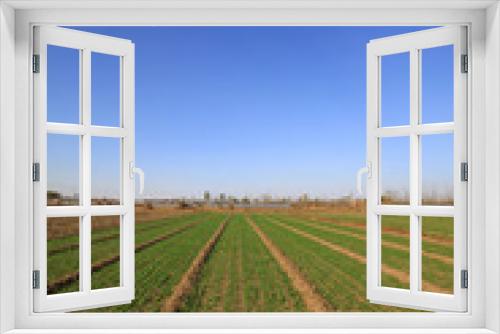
(268, 217, 444, 293)
(297, 214, 454, 247)
(47, 218, 203, 294)
(246, 216, 330, 312)
(281, 217, 453, 265)
(161, 216, 230, 312)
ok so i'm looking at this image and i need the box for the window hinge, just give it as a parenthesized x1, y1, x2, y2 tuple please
(32, 163, 40, 182)
(33, 270, 40, 289)
(461, 54, 468, 73)
(461, 162, 468, 182)
(461, 269, 468, 289)
(32, 54, 40, 73)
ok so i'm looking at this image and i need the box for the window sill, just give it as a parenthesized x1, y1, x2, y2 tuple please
(3, 329, 497, 334)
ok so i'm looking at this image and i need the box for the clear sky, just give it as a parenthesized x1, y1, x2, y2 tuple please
(47, 26, 454, 200)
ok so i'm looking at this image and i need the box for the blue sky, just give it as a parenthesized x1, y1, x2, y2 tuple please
(47, 26, 454, 200)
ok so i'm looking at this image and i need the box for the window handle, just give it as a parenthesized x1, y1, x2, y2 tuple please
(356, 162, 372, 196)
(129, 162, 145, 195)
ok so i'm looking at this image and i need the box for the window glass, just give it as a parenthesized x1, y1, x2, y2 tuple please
(380, 137, 410, 205)
(47, 134, 80, 206)
(47, 217, 80, 295)
(421, 45, 454, 124)
(92, 216, 121, 290)
(91, 52, 121, 127)
(421, 134, 454, 206)
(381, 215, 410, 289)
(47, 45, 80, 124)
(91, 137, 121, 205)
(380, 52, 410, 127)
(421, 216, 454, 294)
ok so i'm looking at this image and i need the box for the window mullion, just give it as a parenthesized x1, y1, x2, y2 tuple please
(81, 48, 92, 293)
(409, 48, 421, 293)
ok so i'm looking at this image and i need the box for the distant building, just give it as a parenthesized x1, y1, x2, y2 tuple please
(204, 191, 210, 202)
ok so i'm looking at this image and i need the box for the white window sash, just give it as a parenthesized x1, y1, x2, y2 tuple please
(366, 26, 468, 312)
(32, 26, 136, 313)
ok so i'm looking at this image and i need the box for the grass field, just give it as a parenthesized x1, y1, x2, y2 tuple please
(46, 208, 454, 312)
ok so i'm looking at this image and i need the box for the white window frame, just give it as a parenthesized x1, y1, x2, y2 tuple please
(0, 1, 499, 333)
(366, 26, 468, 312)
(32, 26, 136, 312)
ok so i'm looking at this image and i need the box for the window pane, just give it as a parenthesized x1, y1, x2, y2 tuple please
(380, 52, 410, 127)
(92, 52, 121, 127)
(91, 137, 121, 205)
(92, 216, 121, 290)
(421, 45, 454, 124)
(421, 134, 454, 206)
(47, 217, 80, 295)
(47, 134, 80, 206)
(381, 215, 410, 289)
(421, 217, 454, 294)
(47, 45, 80, 124)
(380, 137, 409, 205)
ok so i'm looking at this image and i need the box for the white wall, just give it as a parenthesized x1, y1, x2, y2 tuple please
(0, 2, 16, 333)
(485, 2, 500, 333)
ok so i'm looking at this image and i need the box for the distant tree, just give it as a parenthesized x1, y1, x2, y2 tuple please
(47, 190, 61, 200)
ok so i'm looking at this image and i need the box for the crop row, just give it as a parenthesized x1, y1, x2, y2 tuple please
(80, 213, 227, 311)
(271, 213, 453, 293)
(47, 212, 219, 294)
(271, 213, 453, 294)
(47, 210, 454, 312)
(312, 213, 453, 247)
(47, 212, 210, 255)
(179, 214, 305, 312)
(251, 214, 410, 312)
(288, 212, 453, 263)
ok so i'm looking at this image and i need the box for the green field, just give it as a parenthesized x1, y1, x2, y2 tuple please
(179, 214, 305, 312)
(46, 210, 454, 312)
